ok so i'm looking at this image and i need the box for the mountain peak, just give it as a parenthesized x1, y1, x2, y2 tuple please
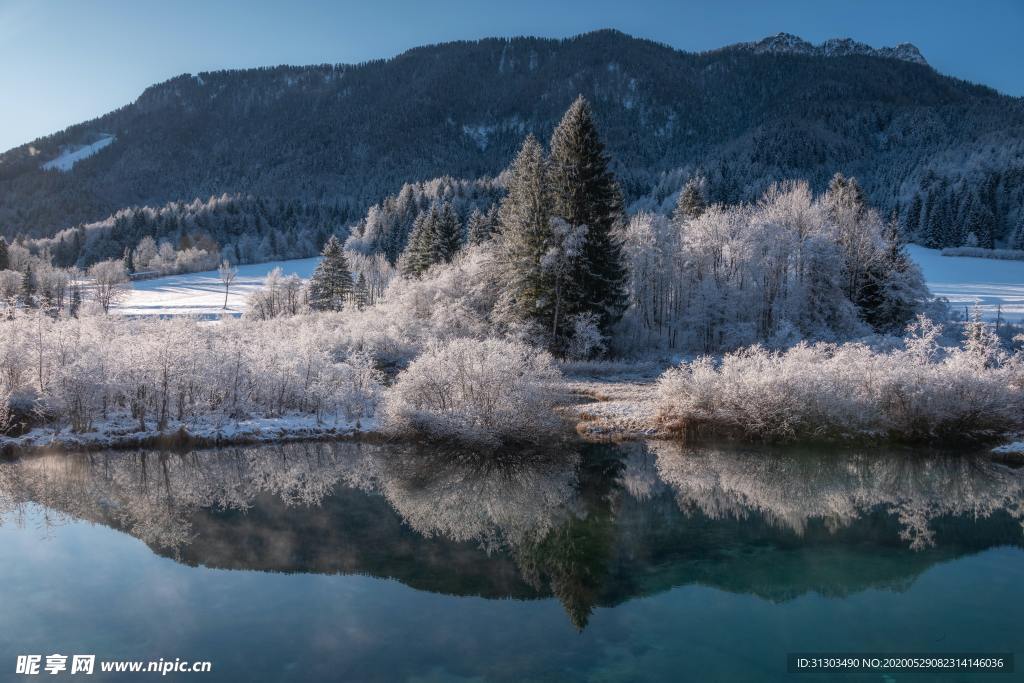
(737, 33, 928, 66)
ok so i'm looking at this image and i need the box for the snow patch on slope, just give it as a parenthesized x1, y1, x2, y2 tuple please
(41, 135, 115, 171)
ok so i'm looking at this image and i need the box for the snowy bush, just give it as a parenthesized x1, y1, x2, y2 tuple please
(655, 317, 1024, 442)
(381, 338, 565, 446)
(565, 313, 607, 361)
(336, 245, 498, 364)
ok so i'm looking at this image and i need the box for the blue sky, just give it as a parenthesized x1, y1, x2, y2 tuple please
(2, 0, 1022, 152)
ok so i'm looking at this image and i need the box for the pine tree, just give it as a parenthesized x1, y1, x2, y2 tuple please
(1012, 221, 1024, 251)
(20, 264, 36, 307)
(675, 176, 707, 221)
(434, 201, 462, 262)
(307, 235, 353, 311)
(0, 237, 8, 271)
(905, 194, 923, 236)
(861, 219, 924, 332)
(547, 96, 627, 337)
(924, 189, 948, 248)
(69, 285, 82, 318)
(494, 135, 556, 338)
(353, 272, 369, 310)
(467, 208, 497, 245)
(401, 207, 438, 277)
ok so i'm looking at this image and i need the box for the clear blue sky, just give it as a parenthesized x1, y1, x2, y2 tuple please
(2, 0, 1022, 152)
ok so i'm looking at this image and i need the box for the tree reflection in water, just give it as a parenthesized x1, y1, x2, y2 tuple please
(1, 440, 1022, 628)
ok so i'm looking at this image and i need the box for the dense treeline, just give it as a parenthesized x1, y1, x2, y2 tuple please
(32, 193, 351, 270)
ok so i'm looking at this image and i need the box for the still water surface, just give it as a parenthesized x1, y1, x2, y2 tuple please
(0, 441, 1022, 681)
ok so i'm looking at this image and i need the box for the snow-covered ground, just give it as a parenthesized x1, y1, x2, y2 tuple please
(41, 135, 115, 171)
(907, 245, 1024, 321)
(111, 245, 1022, 321)
(114, 257, 320, 317)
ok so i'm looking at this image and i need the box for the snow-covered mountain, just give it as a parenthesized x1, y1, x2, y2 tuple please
(735, 32, 928, 66)
(1, 29, 1021, 250)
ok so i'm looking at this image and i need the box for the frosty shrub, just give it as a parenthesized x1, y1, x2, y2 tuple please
(382, 338, 565, 446)
(337, 246, 497, 364)
(655, 316, 1024, 442)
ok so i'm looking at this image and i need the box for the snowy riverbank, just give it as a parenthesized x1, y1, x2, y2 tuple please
(0, 413, 378, 457)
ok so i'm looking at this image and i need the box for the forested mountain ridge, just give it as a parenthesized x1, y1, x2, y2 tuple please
(2, 29, 1023, 248)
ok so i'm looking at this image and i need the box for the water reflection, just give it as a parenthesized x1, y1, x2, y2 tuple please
(1, 441, 1022, 629)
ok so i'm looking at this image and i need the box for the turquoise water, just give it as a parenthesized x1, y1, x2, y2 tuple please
(0, 441, 1022, 681)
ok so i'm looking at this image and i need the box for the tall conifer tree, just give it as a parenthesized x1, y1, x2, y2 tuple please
(547, 96, 627, 336)
(308, 235, 353, 311)
(494, 135, 556, 335)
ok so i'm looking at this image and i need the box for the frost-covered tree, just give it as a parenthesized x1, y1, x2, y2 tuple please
(353, 272, 369, 311)
(308, 236, 353, 311)
(434, 202, 463, 263)
(88, 259, 130, 314)
(468, 205, 499, 245)
(494, 135, 556, 341)
(247, 267, 305, 320)
(543, 218, 590, 348)
(618, 181, 928, 352)
(0, 270, 20, 306)
(400, 202, 463, 278)
(860, 219, 928, 332)
(218, 260, 238, 310)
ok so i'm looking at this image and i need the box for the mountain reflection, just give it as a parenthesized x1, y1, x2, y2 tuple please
(1, 441, 1022, 629)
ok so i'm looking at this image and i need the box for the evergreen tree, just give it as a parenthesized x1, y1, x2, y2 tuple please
(861, 219, 924, 332)
(905, 194, 923, 236)
(20, 264, 36, 307)
(307, 235, 353, 311)
(924, 188, 948, 248)
(353, 272, 369, 310)
(1012, 221, 1024, 251)
(69, 285, 82, 318)
(467, 207, 498, 245)
(434, 201, 462, 263)
(494, 135, 556, 338)
(0, 237, 8, 271)
(547, 96, 628, 337)
(675, 176, 707, 221)
(401, 207, 438, 277)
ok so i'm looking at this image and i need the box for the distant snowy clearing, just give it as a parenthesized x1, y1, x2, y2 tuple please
(907, 245, 1024, 321)
(114, 257, 320, 317)
(113, 245, 1023, 321)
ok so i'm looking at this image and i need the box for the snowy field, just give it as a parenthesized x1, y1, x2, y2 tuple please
(114, 257, 320, 317)
(907, 245, 1024, 321)
(112, 246, 1023, 321)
